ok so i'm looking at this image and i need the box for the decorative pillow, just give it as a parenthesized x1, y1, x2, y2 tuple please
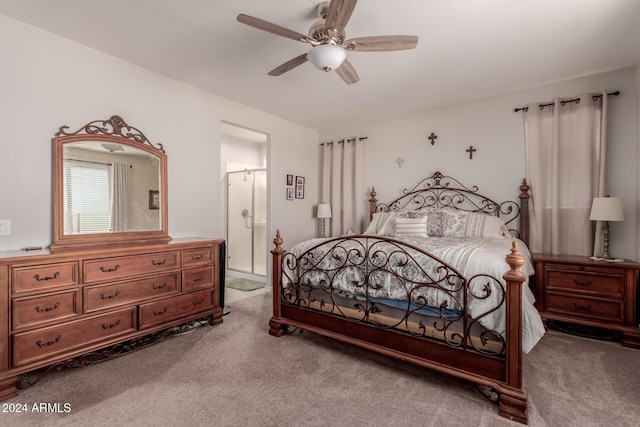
(464, 212, 512, 238)
(425, 211, 444, 237)
(440, 209, 468, 238)
(393, 216, 429, 238)
(364, 211, 402, 236)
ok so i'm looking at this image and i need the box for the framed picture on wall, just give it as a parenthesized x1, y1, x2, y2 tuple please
(286, 187, 294, 200)
(149, 190, 160, 209)
(295, 176, 305, 199)
(286, 174, 293, 186)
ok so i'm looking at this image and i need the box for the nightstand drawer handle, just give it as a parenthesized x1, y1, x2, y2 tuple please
(572, 303, 592, 311)
(573, 279, 592, 287)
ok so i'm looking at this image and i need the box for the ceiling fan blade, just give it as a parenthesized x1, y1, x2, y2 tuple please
(325, 0, 358, 34)
(336, 59, 359, 85)
(344, 35, 419, 51)
(237, 14, 309, 43)
(268, 54, 309, 76)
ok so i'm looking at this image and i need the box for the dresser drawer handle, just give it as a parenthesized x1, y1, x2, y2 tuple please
(34, 272, 59, 281)
(152, 282, 167, 290)
(573, 279, 592, 287)
(152, 306, 168, 316)
(99, 265, 120, 273)
(100, 290, 120, 300)
(36, 335, 62, 347)
(572, 303, 592, 311)
(34, 302, 61, 313)
(191, 254, 203, 260)
(192, 297, 205, 305)
(102, 319, 121, 329)
(191, 275, 205, 282)
(152, 259, 167, 266)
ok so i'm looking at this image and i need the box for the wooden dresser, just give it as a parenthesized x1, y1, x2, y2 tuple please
(0, 237, 224, 401)
(533, 253, 640, 349)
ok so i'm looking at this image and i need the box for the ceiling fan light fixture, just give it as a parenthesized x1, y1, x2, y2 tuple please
(307, 44, 346, 72)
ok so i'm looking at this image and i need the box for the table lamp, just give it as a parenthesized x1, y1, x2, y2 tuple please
(317, 203, 332, 238)
(589, 196, 624, 259)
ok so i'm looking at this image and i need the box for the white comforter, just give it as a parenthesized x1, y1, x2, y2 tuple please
(286, 235, 545, 353)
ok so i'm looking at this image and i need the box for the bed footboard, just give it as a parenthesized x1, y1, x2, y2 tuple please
(269, 230, 529, 424)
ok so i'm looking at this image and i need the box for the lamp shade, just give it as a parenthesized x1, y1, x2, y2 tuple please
(589, 197, 624, 222)
(317, 203, 332, 219)
(307, 44, 346, 72)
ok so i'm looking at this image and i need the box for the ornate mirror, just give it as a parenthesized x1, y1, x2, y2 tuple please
(51, 115, 170, 250)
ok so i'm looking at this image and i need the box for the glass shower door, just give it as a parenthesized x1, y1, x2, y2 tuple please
(227, 169, 266, 276)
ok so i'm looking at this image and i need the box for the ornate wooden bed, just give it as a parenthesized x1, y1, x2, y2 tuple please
(269, 172, 537, 424)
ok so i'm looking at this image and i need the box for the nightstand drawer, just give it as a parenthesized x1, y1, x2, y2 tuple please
(546, 292, 623, 323)
(546, 269, 623, 296)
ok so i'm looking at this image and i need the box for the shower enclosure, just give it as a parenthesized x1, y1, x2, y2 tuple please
(226, 168, 267, 276)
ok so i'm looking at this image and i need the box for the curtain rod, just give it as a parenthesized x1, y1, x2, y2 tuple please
(321, 136, 368, 146)
(513, 90, 620, 113)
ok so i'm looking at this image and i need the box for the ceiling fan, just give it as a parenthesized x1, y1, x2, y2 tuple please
(237, 0, 418, 85)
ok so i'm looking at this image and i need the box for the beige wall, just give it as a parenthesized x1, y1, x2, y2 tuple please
(0, 14, 319, 261)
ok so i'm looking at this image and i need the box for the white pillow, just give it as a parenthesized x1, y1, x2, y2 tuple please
(393, 216, 429, 238)
(464, 211, 512, 238)
(363, 211, 403, 236)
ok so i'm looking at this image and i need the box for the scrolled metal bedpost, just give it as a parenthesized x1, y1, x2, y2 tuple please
(369, 187, 377, 221)
(499, 241, 528, 424)
(269, 230, 287, 337)
(519, 179, 530, 247)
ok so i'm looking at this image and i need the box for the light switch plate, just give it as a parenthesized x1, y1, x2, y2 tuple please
(0, 220, 11, 236)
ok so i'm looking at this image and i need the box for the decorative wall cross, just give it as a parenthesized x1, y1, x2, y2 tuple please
(466, 146, 477, 159)
(428, 132, 438, 145)
(395, 156, 405, 168)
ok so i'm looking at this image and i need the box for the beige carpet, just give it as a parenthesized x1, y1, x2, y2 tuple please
(2, 293, 639, 426)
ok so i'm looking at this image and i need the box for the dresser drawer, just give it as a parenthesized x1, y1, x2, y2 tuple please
(12, 290, 81, 331)
(546, 292, 623, 323)
(182, 247, 213, 268)
(12, 262, 78, 295)
(545, 268, 624, 296)
(83, 273, 179, 313)
(181, 267, 214, 292)
(12, 307, 137, 367)
(84, 251, 179, 283)
(138, 289, 213, 329)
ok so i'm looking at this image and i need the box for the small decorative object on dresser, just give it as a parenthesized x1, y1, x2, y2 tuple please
(533, 253, 640, 349)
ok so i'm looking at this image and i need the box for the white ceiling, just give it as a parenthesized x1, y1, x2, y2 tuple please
(2, 0, 639, 131)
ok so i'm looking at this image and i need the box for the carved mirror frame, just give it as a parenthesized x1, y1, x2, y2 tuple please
(51, 115, 170, 251)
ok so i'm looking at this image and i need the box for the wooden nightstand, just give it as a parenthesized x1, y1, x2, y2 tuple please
(533, 253, 640, 349)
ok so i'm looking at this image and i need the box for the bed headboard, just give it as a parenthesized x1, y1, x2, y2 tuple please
(368, 171, 530, 245)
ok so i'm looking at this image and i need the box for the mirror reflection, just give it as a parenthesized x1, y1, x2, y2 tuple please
(63, 141, 161, 235)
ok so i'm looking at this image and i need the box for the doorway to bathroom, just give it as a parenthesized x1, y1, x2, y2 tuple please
(221, 122, 268, 282)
